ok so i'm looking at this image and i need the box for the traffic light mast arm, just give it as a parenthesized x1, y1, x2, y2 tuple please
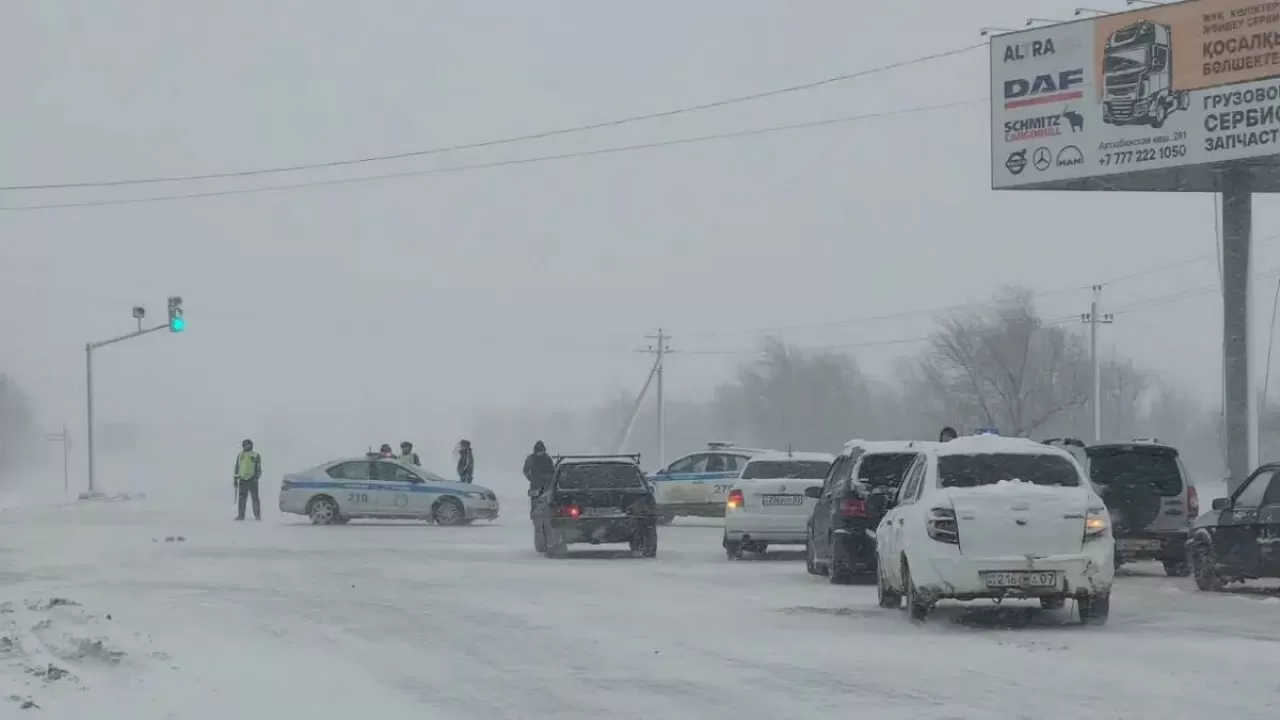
(87, 323, 170, 351)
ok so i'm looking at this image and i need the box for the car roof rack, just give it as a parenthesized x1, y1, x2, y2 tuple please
(553, 453, 641, 463)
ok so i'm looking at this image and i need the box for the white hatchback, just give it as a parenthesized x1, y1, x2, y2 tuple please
(875, 436, 1114, 624)
(723, 451, 834, 559)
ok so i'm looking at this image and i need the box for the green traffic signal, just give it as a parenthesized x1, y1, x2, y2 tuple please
(170, 316, 185, 332)
(167, 296, 185, 333)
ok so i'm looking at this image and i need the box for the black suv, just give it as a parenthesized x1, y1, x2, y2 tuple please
(531, 454, 658, 559)
(806, 443, 923, 584)
(1188, 462, 1280, 591)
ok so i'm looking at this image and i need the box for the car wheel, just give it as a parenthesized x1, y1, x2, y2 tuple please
(902, 561, 931, 622)
(1191, 543, 1225, 591)
(877, 566, 902, 609)
(433, 498, 466, 526)
(1163, 559, 1191, 577)
(307, 496, 340, 525)
(805, 534, 821, 576)
(1077, 592, 1110, 625)
(638, 524, 658, 558)
(544, 525, 567, 558)
(724, 535, 743, 560)
(533, 523, 546, 553)
(1039, 596, 1065, 611)
(829, 539, 855, 585)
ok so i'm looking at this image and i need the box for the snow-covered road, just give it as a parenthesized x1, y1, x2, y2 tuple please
(0, 489, 1277, 719)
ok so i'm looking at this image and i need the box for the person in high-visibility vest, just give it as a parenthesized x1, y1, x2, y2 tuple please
(233, 439, 263, 521)
(399, 441, 420, 466)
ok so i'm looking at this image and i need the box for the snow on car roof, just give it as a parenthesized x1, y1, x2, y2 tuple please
(746, 451, 835, 463)
(946, 478, 1080, 497)
(848, 440, 935, 456)
(934, 435, 1074, 459)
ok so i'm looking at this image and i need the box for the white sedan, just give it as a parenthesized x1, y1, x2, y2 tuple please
(876, 435, 1114, 624)
(722, 451, 835, 559)
(279, 455, 499, 526)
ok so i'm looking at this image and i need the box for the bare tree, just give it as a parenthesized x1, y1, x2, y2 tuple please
(918, 287, 1089, 437)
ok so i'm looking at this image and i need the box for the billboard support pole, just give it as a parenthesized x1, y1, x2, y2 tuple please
(1222, 168, 1257, 494)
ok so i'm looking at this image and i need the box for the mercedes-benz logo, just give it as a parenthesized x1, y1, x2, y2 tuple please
(1033, 146, 1052, 171)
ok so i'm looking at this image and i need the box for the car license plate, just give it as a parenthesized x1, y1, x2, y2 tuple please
(1117, 538, 1163, 551)
(981, 571, 1058, 589)
(583, 506, 621, 517)
(761, 495, 803, 506)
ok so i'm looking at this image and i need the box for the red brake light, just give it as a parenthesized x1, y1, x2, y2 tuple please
(839, 498, 868, 518)
(726, 489, 744, 510)
(556, 504, 581, 518)
(1188, 486, 1199, 520)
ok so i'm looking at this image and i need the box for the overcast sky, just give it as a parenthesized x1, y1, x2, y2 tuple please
(3, 0, 1271, 469)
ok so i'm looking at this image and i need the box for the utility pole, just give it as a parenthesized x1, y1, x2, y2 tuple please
(84, 299, 185, 498)
(640, 329, 672, 467)
(1081, 285, 1114, 444)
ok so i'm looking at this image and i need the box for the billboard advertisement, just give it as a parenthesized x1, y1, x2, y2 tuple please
(991, 0, 1280, 188)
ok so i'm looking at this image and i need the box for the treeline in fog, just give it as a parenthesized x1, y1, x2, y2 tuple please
(473, 287, 1237, 483)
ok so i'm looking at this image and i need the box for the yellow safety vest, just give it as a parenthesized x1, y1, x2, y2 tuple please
(236, 451, 260, 480)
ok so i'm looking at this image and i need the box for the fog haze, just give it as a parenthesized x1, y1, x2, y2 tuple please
(2, 0, 1268, 491)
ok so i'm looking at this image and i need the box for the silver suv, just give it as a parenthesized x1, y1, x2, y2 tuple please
(1044, 437, 1197, 576)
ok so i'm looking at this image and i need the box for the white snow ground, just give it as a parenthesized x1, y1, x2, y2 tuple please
(0, 482, 1276, 719)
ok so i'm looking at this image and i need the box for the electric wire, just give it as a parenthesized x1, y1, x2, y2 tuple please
(0, 99, 985, 211)
(0, 43, 986, 192)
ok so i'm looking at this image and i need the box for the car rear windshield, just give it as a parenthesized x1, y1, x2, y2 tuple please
(741, 460, 831, 480)
(1086, 446, 1183, 496)
(556, 463, 645, 490)
(938, 453, 1080, 488)
(856, 453, 917, 488)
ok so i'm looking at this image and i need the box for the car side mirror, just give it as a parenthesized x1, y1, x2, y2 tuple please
(804, 486, 822, 499)
(1212, 497, 1230, 511)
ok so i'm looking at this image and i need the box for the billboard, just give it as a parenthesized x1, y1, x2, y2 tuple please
(991, 0, 1280, 188)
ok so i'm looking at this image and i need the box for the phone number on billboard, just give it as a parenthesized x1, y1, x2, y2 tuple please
(1097, 144, 1187, 167)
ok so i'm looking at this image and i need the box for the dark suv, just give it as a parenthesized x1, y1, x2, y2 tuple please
(531, 454, 658, 559)
(806, 442, 924, 584)
(1188, 462, 1280, 591)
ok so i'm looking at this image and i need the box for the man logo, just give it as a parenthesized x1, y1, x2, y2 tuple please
(1056, 145, 1084, 167)
(1006, 149, 1028, 175)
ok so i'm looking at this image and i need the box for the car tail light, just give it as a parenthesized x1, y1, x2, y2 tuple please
(926, 507, 958, 544)
(1084, 506, 1109, 541)
(839, 497, 868, 518)
(1187, 486, 1199, 520)
(555, 504, 581, 519)
(726, 489, 744, 510)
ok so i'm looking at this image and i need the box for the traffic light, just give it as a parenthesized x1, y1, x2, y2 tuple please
(167, 296, 185, 333)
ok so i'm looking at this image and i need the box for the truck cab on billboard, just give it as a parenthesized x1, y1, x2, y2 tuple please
(1102, 20, 1191, 128)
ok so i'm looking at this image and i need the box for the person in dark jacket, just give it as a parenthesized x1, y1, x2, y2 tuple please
(378, 443, 395, 458)
(939, 426, 958, 443)
(523, 440, 555, 498)
(457, 439, 475, 483)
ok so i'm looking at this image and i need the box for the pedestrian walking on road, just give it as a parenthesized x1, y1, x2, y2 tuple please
(234, 439, 263, 521)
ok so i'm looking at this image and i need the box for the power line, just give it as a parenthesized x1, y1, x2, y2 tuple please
(0, 99, 986, 211)
(1, 43, 986, 192)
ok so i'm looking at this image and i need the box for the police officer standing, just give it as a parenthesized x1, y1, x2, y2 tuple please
(233, 439, 263, 521)
(523, 440, 554, 513)
(399, 441, 420, 466)
(457, 439, 474, 483)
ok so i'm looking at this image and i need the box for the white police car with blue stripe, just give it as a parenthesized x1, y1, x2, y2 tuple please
(279, 455, 499, 526)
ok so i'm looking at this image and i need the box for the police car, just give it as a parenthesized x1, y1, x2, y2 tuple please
(278, 454, 499, 526)
(647, 442, 773, 523)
